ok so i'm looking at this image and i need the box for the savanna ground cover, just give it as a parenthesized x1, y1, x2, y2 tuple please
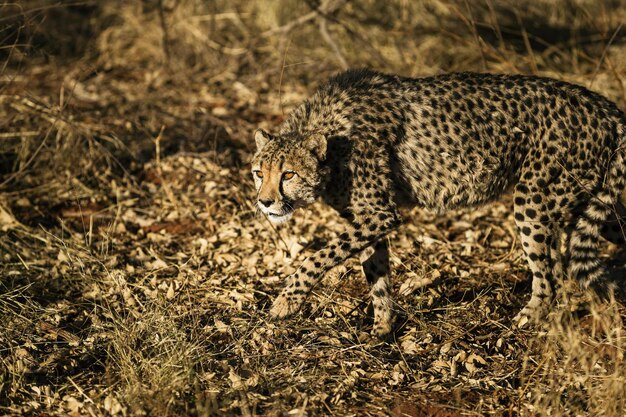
(1, 1, 626, 415)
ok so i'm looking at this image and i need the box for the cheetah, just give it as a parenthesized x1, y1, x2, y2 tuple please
(251, 69, 626, 337)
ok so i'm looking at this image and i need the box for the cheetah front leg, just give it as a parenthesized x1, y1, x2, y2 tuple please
(360, 239, 394, 337)
(270, 210, 400, 335)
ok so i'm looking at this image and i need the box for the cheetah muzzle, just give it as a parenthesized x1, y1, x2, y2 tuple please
(251, 69, 626, 338)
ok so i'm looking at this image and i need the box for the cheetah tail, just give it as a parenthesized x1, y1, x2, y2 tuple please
(568, 123, 626, 298)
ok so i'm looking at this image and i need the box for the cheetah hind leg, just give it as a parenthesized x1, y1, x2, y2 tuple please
(513, 227, 562, 328)
(513, 228, 563, 328)
(360, 239, 394, 337)
(512, 189, 562, 328)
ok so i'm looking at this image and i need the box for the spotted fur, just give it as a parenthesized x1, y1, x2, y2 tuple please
(251, 69, 626, 336)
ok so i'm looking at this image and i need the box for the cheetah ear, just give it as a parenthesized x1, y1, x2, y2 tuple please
(303, 133, 327, 160)
(254, 129, 271, 150)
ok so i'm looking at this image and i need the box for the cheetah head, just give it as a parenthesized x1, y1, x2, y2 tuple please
(251, 129, 328, 224)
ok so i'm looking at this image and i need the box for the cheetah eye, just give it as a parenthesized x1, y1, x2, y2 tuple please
(254, 170, 263, 179)
(282, 171, 296, 181)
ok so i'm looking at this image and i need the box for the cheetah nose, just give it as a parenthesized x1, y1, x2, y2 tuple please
(259, 199, 273, 208)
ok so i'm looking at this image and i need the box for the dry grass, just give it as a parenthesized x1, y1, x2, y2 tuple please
(1, 0, 626, 415)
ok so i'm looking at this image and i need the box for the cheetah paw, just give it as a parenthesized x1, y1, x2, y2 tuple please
(512, 311, 530, 329)
(371, 316, 394, 338)
(371, 323, 392, 339)
(513, 302, 551, 329)
(513, 306, 545, 329)
(269, 292, 302, 319)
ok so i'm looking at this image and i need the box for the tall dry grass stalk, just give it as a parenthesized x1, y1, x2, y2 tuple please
(106, 301, 204, 416)
(522, 291, 626, 416)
